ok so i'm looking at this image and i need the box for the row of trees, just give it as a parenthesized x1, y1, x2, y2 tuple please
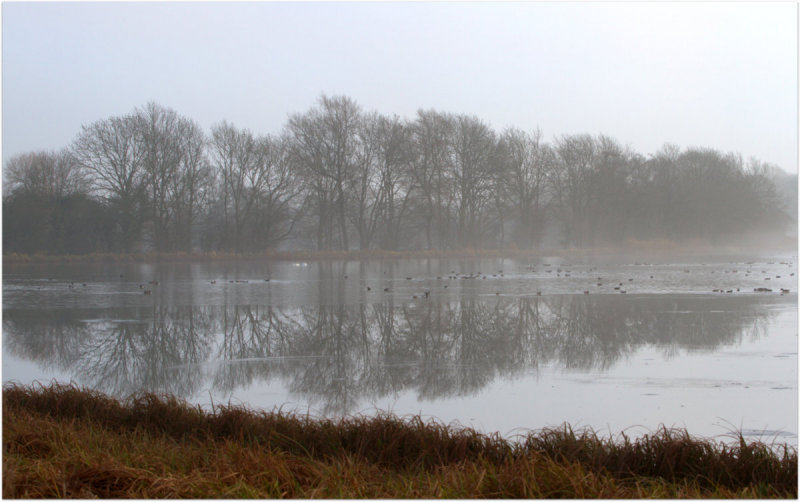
(3, 96, 795, 255)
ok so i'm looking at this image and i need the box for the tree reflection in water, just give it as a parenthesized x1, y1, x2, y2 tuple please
(3, 295, 775, 415)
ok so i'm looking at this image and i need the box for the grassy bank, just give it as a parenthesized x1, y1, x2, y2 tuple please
(3, 384, 796, 498)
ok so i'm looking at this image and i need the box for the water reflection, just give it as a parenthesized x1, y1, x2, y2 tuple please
(3, 295, 776, 415)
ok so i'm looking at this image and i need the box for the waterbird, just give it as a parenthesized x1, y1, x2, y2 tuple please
(143, 289, 152, 295)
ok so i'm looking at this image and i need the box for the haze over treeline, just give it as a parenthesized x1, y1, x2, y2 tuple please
(3, 96, 795, 256)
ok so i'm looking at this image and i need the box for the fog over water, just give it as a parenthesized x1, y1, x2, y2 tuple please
(3, 257, 796, 445)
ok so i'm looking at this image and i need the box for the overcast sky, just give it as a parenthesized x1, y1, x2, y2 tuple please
(2, 1, 797, 173)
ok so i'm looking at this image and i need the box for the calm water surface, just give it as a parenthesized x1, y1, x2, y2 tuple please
(3, 256, 797, 445)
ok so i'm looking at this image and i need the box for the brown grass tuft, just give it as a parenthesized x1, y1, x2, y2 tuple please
(4, 383, 796, 498)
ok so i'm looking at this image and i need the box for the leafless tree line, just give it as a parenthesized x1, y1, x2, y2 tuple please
(3, 95, 794, 254)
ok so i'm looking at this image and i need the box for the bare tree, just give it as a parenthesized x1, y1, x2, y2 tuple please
(171, 118, 211, 252)
(371, 114, 417, 250)
(208, 121, 260, 252)
(409, 109, 455, 248)
(249, 135, 300, 249)
(3, 149, 100, 254)
(135, 102, 187, 251)
(450, 114, 497, 247)
(498, 127, 552, 248)
(4, 149, 88, 198)
(286, 95, 362, 249)
(346, 111, 381, 249)
(550, 134, 597, 247)
(72, 114, 146, 251)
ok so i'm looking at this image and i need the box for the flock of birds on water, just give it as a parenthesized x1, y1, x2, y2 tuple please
(52, 260, 796, 300)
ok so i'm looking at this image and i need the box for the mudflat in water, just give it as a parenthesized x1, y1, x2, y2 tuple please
(3, 255, 797, 444)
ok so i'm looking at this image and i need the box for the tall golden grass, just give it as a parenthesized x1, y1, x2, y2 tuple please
(3, 383, 796, 498)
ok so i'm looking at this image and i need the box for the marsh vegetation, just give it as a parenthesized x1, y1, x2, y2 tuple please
(3, 383, 796, 498)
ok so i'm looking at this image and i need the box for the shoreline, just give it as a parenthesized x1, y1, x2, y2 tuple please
(3, 383, 796, 498)
(3, 240, 796, 266)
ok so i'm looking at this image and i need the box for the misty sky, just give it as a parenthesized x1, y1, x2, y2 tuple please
(2, 1, 797, 173)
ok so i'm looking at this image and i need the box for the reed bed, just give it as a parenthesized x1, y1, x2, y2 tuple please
(1, 238, 766, 265)
(4, 383, 796, 498)
(1, 248, 566, 265)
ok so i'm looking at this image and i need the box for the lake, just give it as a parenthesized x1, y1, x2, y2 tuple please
(3, 255, 797, 445)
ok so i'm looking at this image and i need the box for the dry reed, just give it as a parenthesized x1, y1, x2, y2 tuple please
(4, 383, 796, 498)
